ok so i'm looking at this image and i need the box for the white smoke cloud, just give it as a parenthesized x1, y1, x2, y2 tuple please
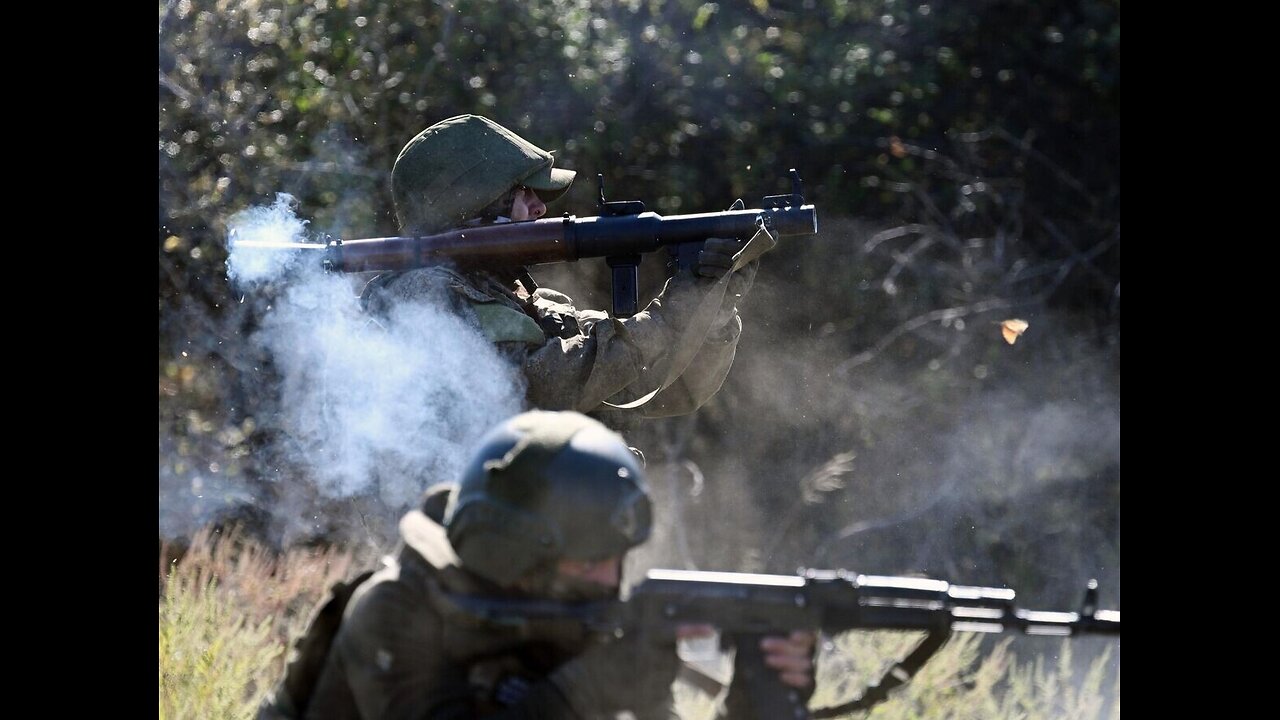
(218, 197, 525, 546)
(225, 193, 314, 285)
(262, 274, 525, 506)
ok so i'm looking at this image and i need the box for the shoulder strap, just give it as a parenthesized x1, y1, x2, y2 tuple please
(810, 628, 952, 719)
(277, 569, 378, 717)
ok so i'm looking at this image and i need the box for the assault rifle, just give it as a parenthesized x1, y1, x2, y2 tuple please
(444, 567, 1120, 720)
(230, 171, 818, 316)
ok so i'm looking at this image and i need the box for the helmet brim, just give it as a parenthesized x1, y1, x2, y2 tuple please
(519, 164, 576, 205)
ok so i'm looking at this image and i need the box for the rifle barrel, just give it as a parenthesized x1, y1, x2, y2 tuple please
(439, 568, 1119, 639)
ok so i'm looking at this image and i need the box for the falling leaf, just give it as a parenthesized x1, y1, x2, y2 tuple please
(889, 136, 907, 158)
(1000, 319, 1029, 345)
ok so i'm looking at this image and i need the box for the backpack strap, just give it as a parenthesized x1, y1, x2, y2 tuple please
(272, 569, 378, 717)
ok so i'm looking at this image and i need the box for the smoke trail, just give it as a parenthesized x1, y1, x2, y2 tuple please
(218, 195, 525, 547)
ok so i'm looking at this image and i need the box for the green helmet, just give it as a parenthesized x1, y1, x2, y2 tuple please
(391, 114, 576, 234)
(443, 410, 652, 587)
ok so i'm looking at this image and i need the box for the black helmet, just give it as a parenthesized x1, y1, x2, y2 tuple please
(443, 410, 652, 586)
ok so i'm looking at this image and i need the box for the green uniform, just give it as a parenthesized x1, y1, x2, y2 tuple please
(368, 115, 750, 428)
(301, 491, 676, 719)
(360, 265, 741, 426)
(261, 410, 796, 720)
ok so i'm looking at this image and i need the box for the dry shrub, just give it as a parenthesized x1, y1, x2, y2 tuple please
(159, 525, 359, 719)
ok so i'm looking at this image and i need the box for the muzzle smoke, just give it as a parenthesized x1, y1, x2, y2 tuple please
(215, 194, 524, 547)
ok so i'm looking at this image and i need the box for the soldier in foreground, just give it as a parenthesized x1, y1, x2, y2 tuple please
(263, 409, 815, 718)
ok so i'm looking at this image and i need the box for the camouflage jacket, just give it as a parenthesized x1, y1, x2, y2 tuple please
(302, 497, 677, 719)
(360, 266, 741, 427)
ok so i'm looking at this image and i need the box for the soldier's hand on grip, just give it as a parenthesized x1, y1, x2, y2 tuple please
(695, 237, 759, 330)
(549, 624, 680, 719)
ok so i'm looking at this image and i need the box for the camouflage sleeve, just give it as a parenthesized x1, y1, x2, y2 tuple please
(365, 267, 740, 417)
(637, 313, 740, 418)
(361, 267, 545, 345)
(513, 308, 656, 414)
(516, 282, 740, 416)
(360, 267, 456, 317)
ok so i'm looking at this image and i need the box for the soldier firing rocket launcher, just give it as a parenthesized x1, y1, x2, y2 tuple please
(230, 170, 818, 317)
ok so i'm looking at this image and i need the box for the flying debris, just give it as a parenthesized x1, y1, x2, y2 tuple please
(1000, 318, 1029, 345)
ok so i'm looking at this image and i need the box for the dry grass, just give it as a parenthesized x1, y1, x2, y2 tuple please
(159, 526, 1118, 719)
(158, 526, 357, 720)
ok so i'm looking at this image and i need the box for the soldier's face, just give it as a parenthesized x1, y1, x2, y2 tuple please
(555, 555, 623, 592)
(509, 186, 547, 221)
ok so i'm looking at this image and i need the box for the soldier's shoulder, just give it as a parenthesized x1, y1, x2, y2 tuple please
(342, 560, 421, 623)
(364, 266, 481, 300)
(359, 268, 462, 315)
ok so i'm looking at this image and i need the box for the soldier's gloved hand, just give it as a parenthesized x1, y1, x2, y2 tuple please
(696, 237, 760, 330)
(549, 625, 680, 718)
